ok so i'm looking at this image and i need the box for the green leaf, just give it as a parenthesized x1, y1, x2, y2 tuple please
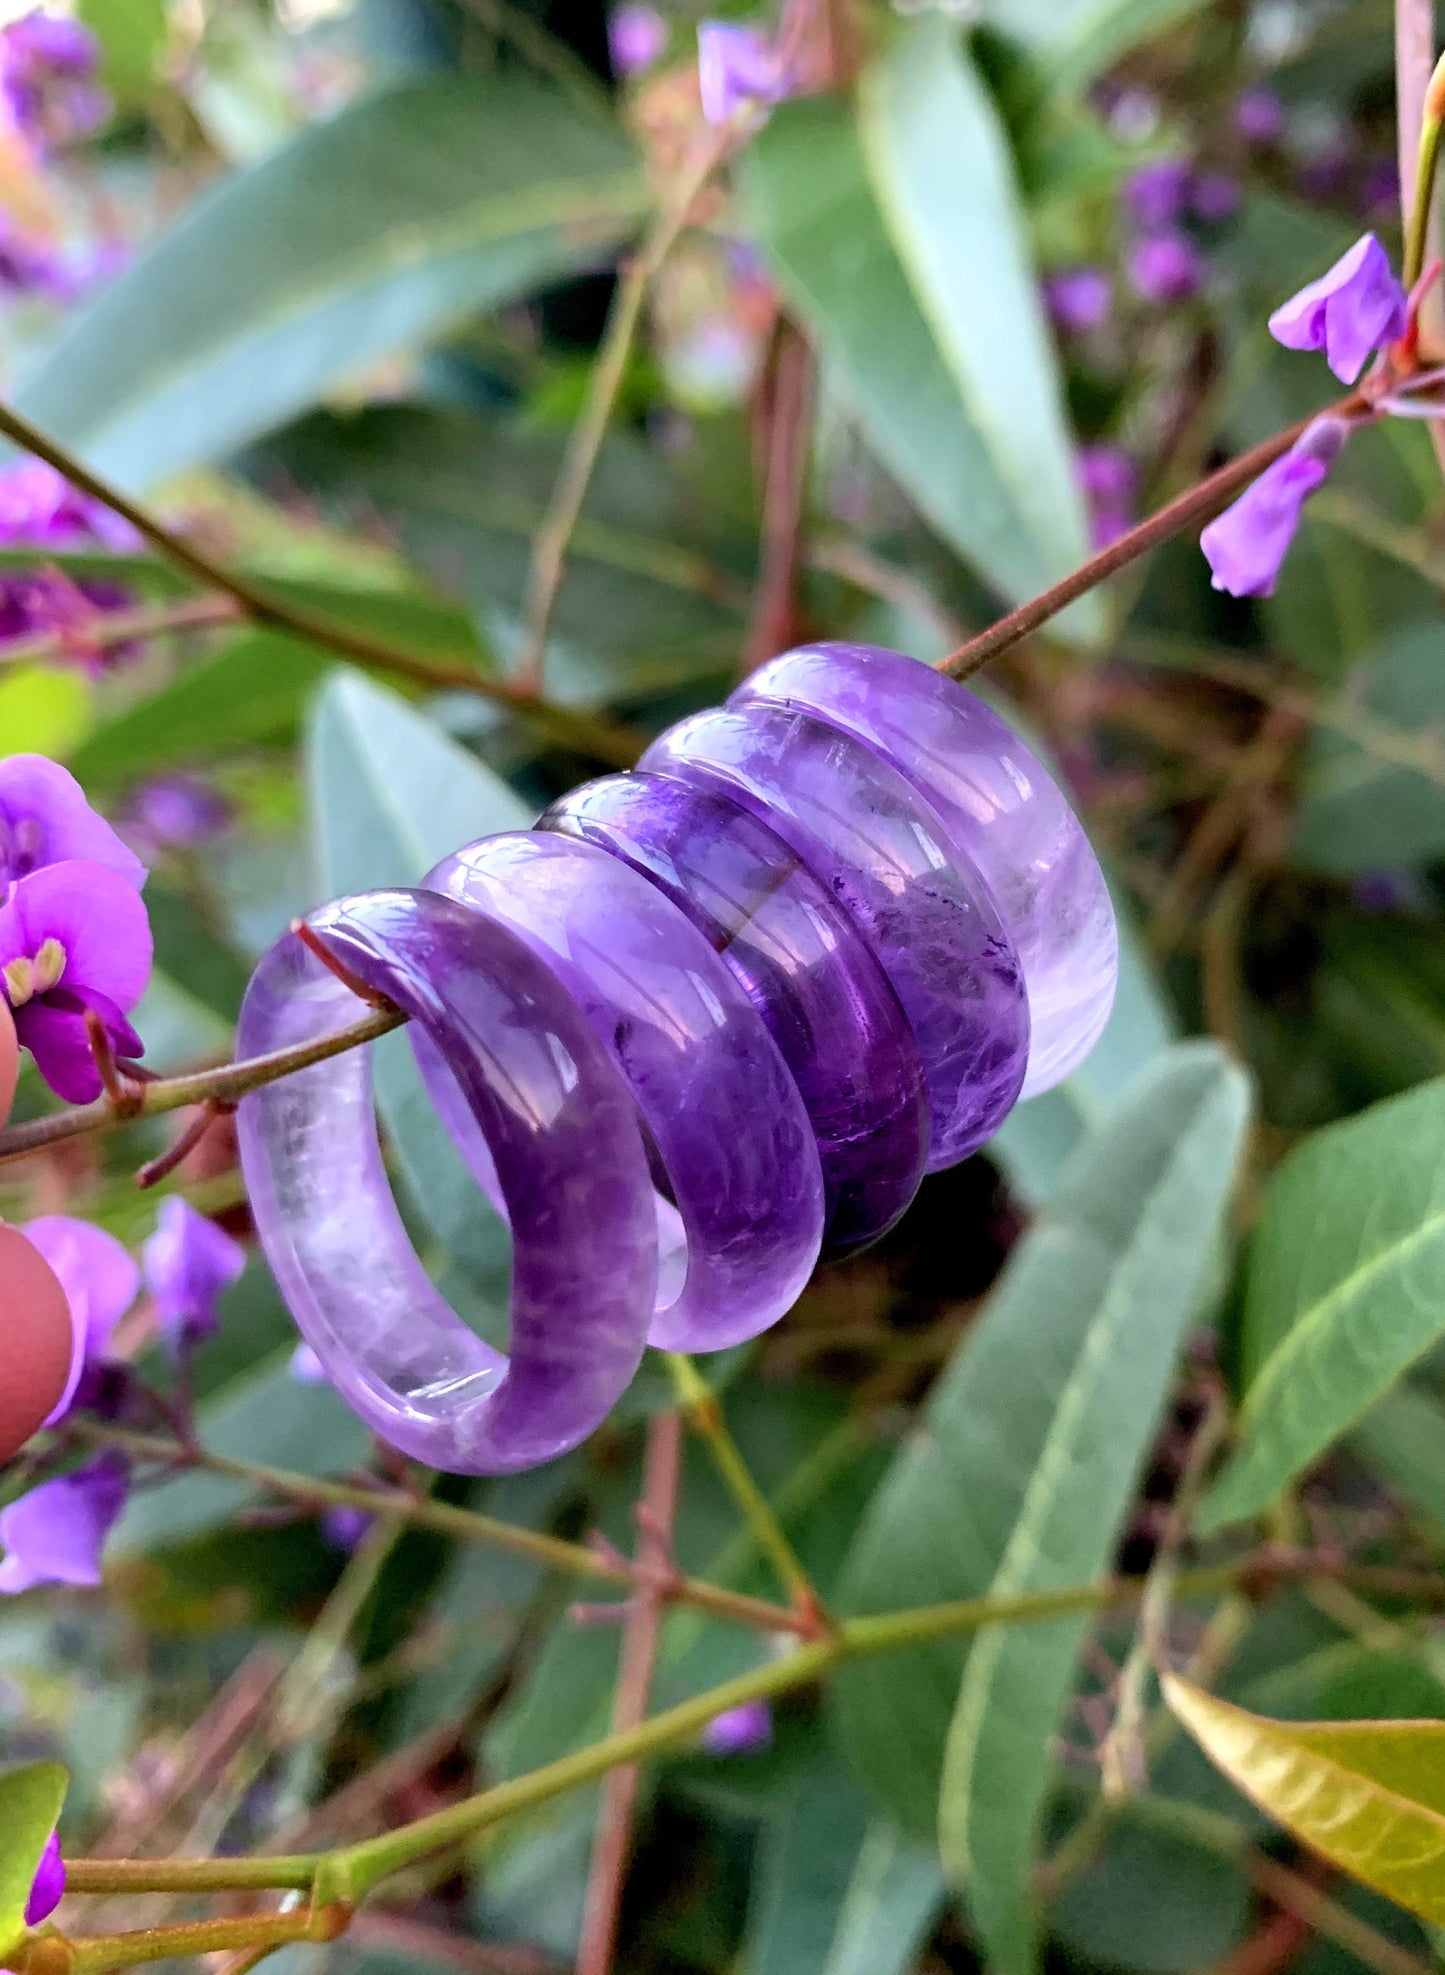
(1051, 1810, 1248, 1972)
(990, 0, 1210, 91)
(78, 0, 166, 98)
(308, 672, 531, 1295)
(1165, 1673, 1445, 1926)
(1294, 621, 1445, 874)
(990, 890, 1174, 1204)
(832, 1044, 1249, 1971)
(856, 19, 1094, 637)
(17, 73, 648, 489)
(743, 96, 1084, 622)
(0, 1762, 67, 1959)
(1201, 1078, 1445, 1533)
(1353, 1383, 1445, 1536)
(744, 1790, 944, 1975)
(268, 404, 744, 702)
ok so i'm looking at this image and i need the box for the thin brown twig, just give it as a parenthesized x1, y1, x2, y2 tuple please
(0, 401, 644, 768)
(514, 128, 730, 692)
(575, 1410, 685, 1975)
(741, 318, 816, 674)
(936, 403, 1357, 679)
(0, 593, 239, 670)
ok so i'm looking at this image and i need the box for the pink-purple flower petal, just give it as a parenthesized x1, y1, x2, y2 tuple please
(0, 1455, 128, 1594)
(143, 1199, 245, 1354)
(0, 755, 146, 890)
(22, 1216, 140, 1424)
(1200, 416, 1349, 597)
(24, 1832, 65, 1926)
(1267, 233, 1408, 383)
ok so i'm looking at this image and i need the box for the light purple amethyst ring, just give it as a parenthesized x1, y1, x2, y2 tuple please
(238, 645, 1117, 1474)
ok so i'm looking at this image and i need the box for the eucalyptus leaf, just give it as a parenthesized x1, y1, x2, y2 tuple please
(857, 19, 1094, 637)
(833, 1043, 1249, 1969)
(744, 96, 1087, 621)
(1165, 1674, 1445, 1926)
(1202, 1078, 1445, 1532)
(17, 73, 648, 488)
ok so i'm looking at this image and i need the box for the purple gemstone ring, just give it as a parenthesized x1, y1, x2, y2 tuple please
(641, 700, 1031, 1167)
(236, 887, 659, 1474)
(541, 770, 929, 1255)
(735, 645, 1117, 1097)
(418, 833, 825, 1350)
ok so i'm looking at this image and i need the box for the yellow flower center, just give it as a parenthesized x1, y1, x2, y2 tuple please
(2, 937, 66, 1007)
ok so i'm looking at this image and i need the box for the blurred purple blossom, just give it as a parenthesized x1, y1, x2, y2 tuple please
(0, 859, 151, 1101)
(1124, 157, 1192, 231)
(1360, 160, 1401, 222)
(1191, 170, 1240, 224)
(697, 21, 793, 125)
(1078, 444, 1137, 549)
(609, 4, 667, 76)
(1128, 231, 1204, 305)
(1267, 232, 1407, 382)
(0, 1454, 128, 1594)
(1044, 267, 1112, 335)
(123, 774, 230, 857)
(0, 754, 146, 889)
(25, 1832, 64, 1925)
(1200, 415, 1348, 597)
(23, 1215, 139, 1425)
(0, 461, 139, 553)
(0, 11, 107, 152)
(1234, 86, 1284, 146)
(322, 1506, 374, 1553)
(290, 1341, 328, 1384)
(143, 1199, 245, 1355)
(702, 1699, 772, 1755)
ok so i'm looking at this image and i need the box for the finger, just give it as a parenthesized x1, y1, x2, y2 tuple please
(0, 1225, 77, 1464)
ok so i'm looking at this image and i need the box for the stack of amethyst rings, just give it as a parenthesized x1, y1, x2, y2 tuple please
(237, 644, 1117, 1474)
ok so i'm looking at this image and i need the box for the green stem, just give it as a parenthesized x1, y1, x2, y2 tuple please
(0, 1005, 404, 1170)
(1404, 49, 1445, 286)
(665, 1353, 831, 1627)
(68, 1422, 808, 1637)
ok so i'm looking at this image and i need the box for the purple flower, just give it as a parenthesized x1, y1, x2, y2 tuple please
(1128, 232, 1204, 305)
(1191, 170, 1240, 224)
(0, 1455, 128, 1593)
(609, 4, 667, 76)
(0, 11, 108, 151)
(1078, 444, 1137, 549)
(702, 1699, 773, 1755)
(1200, 415, 1349, 597)
(1268, 233, 1408, 383)
(321, 1506, 373, 1552)
(142, 1199, 245, 1354)
(1044, 267, 1112, 335)
(697, 21, 793, 125)
(1234, 86, 1284, 147)
(122, 774, 230, 857)
(22, 1216, 139, 1425)
(0, 461, 139, 552)
(0, 860, 152, 1103)
(1124, 157, 1192, 230)
(0, 755, 146, 890)
(25, 1831, 64, 1926)
(1360, 161, 1401, 221)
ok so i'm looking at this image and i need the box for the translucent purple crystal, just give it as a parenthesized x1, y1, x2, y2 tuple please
(642, 700, 1030, 1167)
(420, 832, 823, 1350)
(542, 770, 928, 1254)
(238, 643, 1117, 1475)
(735, 645, 1117, 1097)
(237, 889, 658, 1474)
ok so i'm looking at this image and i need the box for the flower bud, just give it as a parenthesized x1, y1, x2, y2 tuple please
(0, 1223, 78, 1463)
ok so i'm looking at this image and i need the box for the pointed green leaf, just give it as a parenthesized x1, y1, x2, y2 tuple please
(743, 94, 1085, 623)
(833, 1043, 1249, 1975)
(1165, 1673, 1445, 1925)
(857, 19, 1094, 639)
(991, 0, 1211, 92)
(0, 1763, 67, 1959)
(1201, 1078, 1445, 1532)
(17, 73, 647, 489)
